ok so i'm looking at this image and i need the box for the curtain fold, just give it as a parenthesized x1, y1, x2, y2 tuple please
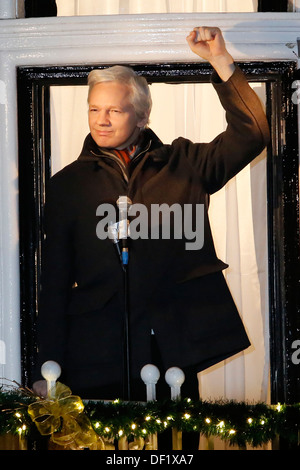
(50, 2, 269, 449)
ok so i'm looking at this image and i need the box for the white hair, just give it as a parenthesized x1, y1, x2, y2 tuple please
(87, 65, 152, 124)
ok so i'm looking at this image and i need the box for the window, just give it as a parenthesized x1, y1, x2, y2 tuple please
(17, 61, 300, 404)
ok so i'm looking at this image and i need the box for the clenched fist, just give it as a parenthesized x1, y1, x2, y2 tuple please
(186, 26, 235, 81)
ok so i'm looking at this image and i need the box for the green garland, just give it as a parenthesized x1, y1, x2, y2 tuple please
(0, 387, 299, 448)
(85, 398, 300, 448)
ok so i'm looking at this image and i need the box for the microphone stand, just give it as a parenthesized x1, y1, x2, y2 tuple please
(109, 218, 131, 400)
(122, 255, 131, 401)
(116, 197, 132, 401)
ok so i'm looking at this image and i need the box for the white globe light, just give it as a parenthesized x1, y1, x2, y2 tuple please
(140, 364, 160, 384)
(165, 367, 185, 387)
(41, 360, 61, 381)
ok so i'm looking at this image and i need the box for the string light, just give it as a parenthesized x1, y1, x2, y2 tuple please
(76, 402, 84, 411)
(17, 424, 26, 435)
(0, 389, 298, 448)
(217, 420, 225, 432)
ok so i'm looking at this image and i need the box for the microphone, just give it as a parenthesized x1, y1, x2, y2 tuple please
(116, 196, 132, 266)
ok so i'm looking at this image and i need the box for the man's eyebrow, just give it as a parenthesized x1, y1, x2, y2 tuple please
(88, 104, 124, 109)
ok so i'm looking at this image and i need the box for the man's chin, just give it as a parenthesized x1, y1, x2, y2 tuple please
(92, 135, 116, 148)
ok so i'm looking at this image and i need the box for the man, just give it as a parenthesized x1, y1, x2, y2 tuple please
(33, 27, 269, 401)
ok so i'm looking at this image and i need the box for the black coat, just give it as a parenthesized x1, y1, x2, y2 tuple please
(35, 66, 270, 399)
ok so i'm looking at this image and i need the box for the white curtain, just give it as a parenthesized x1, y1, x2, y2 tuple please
(51, 0, 269, 449)
(56, 0, 258, 15)
(288, 0, 300, 11)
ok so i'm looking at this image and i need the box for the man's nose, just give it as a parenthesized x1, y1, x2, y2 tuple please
(97, 110, 110, 126)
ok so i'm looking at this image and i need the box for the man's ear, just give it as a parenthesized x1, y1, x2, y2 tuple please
(137, 112, 150, 129)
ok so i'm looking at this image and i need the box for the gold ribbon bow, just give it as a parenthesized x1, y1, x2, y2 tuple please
(28, 382, 104, 450)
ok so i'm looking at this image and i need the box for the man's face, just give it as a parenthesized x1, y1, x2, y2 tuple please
(88, 81, 147, 149)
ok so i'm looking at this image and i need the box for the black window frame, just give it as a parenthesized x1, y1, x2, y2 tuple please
(17, 61, 300, 404)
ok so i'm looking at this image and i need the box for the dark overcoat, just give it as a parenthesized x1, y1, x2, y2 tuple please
(35, 66, 270, 399)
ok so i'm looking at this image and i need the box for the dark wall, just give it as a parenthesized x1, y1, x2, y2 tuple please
(258, 0, 288, 11)
(25, 0, 57, 17)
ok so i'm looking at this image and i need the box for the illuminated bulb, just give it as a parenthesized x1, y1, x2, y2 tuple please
(260, 419, 265, 425)
(142, 429, 147, 434)
(156, 419, 161, 424)
(184, 413, 191, 420)
(94, 422, 100, 428)
(118, 429, 124, 437)
(276, 403, 282, 412)
(247, 418, 253, 424)
(15, 412, 21, 418)
(229, 429, 236, 435)
(18, 424, 26, 435)
(145, 416, 151, 421)
(131, 424, 136, 430)
(218, 421, 225, 429)
(205, 418, 211, 424)
(105, 427, 110, 433)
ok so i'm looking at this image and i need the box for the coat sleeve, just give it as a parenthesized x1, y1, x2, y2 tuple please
(33, 172, 75, 382)
(182, 65, 270, 194)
